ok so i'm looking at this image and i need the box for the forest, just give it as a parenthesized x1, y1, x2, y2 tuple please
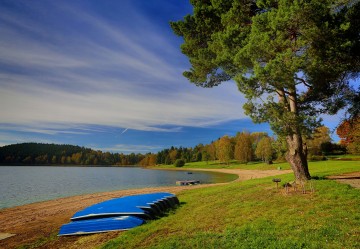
(1, 119, 358, 167)
(0, 143, 145, 166)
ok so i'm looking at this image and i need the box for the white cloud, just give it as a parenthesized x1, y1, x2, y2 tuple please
(0, 79, 245, 133)
(0, 131, 62, 146)
(0, 1, 247, 136)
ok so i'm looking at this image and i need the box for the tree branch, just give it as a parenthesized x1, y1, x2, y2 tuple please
(295, 77, 312, 88)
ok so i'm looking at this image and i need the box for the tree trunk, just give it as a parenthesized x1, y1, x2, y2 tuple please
(283, 88, 311, 181)
(285, 133, 311, 181)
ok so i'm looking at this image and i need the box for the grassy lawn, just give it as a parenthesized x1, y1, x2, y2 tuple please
(327, 154, 360, 160)
(101, 160, 360, 249)
(155, 160, 292, 170)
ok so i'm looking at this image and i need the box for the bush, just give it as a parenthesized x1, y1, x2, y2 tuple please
(309, 155, 327, 161)
(174, 159, 185, 167)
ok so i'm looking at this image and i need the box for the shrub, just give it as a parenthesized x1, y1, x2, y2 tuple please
(174, 159, 185, 167)
(309, 155, 327, 161)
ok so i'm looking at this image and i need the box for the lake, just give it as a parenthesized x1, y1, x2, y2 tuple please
(0, 166, 237, 209)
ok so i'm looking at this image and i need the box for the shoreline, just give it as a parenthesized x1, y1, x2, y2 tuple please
(0, 166, 263, 211)
(0, 168, 292, 248)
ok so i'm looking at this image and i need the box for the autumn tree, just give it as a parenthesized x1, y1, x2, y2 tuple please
(255, 136, 274, 164)
(217, 136, 233, 165)
(306, 126, 332, 156)
(139, 154, 157, 167)
(337, 116, 360, 154)
(51, 155, 57, 164)
(171, 0, 360, 181)
(207, 142, 217, 161)
(234, 132, 253, 163)
(169, 149, 178, 164)
(250, 132, 268, 147)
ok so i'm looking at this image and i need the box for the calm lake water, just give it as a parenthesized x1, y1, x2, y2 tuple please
(0, 166, 237, 209)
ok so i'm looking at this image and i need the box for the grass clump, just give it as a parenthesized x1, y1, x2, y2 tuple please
(101, 160, 360, 249)
(17, 232, 58, 249)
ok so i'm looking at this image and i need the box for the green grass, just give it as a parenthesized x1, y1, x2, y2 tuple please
(156, 160, 292, 170)
(327, 154, 360, 161)
(101, 160, 360, 249)
(17, 232, 58, 249)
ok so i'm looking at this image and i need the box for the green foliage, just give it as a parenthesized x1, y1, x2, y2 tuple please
(255, 136, 274, 163)
(174, 159, 185, 167)
(17, 232, 58, 249)
(309, 155, 327, 161)
(306, 126, 332, 156)
(0, 143, 148, 166)
(171, 0, 360, 180)
(320, 142, 346, 155)
(157, 147, 192, 165)
(171, 0, 359, 137)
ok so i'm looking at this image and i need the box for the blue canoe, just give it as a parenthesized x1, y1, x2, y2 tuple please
(58, 216, 144, 236)
(71, 192, 178, 221)
(116, 192, 179, 210)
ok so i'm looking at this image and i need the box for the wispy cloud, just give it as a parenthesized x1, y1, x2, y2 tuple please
(0, 1, 246, 141)
(0, 131, 64, 146)
(93, 144, 164, 153)
(121, 128, 129, 134)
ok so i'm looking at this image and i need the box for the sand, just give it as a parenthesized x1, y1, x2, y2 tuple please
(0, 168, 292, 249)
(327, 171, 360, 189)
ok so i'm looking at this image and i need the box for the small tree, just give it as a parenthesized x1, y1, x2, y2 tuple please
(174, 159, 185, 167)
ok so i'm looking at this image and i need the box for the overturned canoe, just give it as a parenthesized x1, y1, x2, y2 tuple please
(59, 192, 179, 236)
(58, 216, 144, 236)
(71, 192, 178, 221)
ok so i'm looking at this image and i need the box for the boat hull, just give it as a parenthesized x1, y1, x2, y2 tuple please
(58, 216, 144, 236)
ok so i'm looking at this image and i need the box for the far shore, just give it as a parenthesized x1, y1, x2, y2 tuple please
(0, 168, 292, 249)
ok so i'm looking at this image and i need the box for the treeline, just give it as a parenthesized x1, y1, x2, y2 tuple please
(0, 125, 352, 166)
(0, 143, 149, 166)
(153, 127, 348, 166)
(155, 132, 279, 166)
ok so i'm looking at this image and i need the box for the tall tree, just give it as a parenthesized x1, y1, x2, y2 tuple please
(171, 0, 360, 181)
(234, 132, 253, 163)
(255, 136, 274, 164)
(207, 142, 217, 161)
(217, 136, 233, 165)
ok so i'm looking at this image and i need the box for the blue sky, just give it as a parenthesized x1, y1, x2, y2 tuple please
(0, 0, 350, 153)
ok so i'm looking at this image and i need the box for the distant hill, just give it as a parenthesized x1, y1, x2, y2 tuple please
(0, 143, 144, 166)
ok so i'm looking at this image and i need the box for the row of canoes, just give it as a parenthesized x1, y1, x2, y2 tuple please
(58, 192, 179, 236)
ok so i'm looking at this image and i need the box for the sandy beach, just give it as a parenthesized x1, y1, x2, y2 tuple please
(0, 168, 291, 249)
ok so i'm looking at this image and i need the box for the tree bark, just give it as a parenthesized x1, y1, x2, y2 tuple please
(281, 88, 311, 181)
(285, 133, 311, 181)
